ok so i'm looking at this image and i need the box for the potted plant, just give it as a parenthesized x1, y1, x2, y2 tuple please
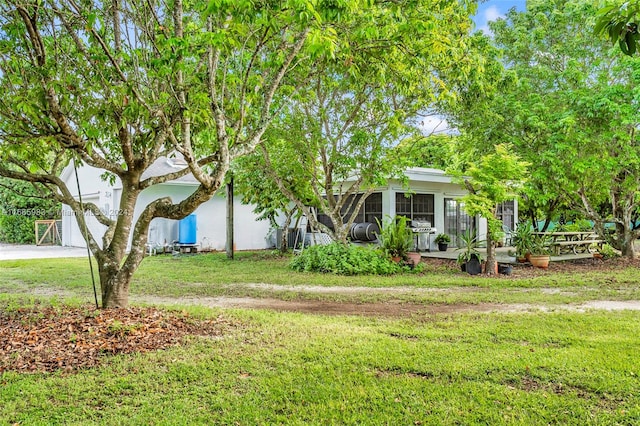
(406, 251, 422, 267)
(456, 229, 483, 275)
(529, 234, 551, 269)
(376, 216, 412, 263)
(434, 233, 451, 251)
(511, 221, 533, 262)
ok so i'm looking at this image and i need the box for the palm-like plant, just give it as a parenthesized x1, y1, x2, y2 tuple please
(376, 216, 413, 259)
(456, 229, 483, 265)
(511, 221, 534, 259)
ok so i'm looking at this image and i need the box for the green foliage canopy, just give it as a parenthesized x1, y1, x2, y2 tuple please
(251, 0, 481, 242)
(0, 0, 369, 307)
(596, 1, 640, 55)
(488, 0, 640, 256)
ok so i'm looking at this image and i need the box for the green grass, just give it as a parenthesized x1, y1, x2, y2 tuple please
(1, 251, 640, 307)
(2, 302, 640, 425)
(2, 255, 640, 424)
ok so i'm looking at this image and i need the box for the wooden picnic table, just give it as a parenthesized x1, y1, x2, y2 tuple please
(532, 231, 603, 255)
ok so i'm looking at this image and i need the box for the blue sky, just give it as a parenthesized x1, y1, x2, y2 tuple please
(474, 0, 526, 33)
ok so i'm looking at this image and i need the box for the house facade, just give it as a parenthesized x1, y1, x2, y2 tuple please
(316, 168, 517, 250)
(60, 158, 273, 251)
(60, 162, 517, 252)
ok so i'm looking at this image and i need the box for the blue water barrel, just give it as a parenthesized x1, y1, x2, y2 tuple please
(178, 214, 197, 244)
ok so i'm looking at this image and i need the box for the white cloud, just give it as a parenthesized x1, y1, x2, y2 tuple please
(484, 6, 503, 22)
(478, 5, 507, 35)
(419, 117, 450, 135)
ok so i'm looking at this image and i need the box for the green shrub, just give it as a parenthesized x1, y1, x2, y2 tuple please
(290, 243, 402, 275)
(0, 178, 60, 244)
(0, 214, 36, 244)
(562, 219, 593, 232)
(598, 244, 620, 259)
(376, 215, 413, 259)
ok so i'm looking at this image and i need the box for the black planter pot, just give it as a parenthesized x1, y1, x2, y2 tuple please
(438, 243, 449, 251)
(498, 263, 513, 275)
(465, 255, 482, 275)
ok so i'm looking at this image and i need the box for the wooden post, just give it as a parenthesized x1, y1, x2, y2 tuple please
(226, 175, 234, 259)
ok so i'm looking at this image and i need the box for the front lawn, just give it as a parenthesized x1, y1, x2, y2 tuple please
(1, 298, 639, 425)
(1, 251, 640, 307)
(2, 254, 640, 424)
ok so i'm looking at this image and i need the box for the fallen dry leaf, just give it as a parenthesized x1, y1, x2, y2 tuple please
(0, 304, 236, 373)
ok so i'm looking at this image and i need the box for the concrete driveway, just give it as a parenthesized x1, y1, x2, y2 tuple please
(0, 243, 88, 260)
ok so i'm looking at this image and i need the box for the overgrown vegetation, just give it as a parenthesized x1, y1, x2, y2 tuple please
(0, 178, 59, 244)
(598, 243, 620, 259)
(290, 243, 406, 275)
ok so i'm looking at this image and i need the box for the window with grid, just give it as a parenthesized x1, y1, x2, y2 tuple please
(341, 194, 364, 224)
(496, 200, 515, 231)
(395, 193, 412, 217)
(364, 192, 382, 224)
(395, 193, 434, 225)
(316, 192, 382, 230)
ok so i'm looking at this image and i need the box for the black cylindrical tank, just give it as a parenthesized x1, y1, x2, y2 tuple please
(349, 222, 379, 242)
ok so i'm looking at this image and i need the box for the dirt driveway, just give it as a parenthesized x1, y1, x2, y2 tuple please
(9, 254, 640, 318)
(131, 293, 640, 318)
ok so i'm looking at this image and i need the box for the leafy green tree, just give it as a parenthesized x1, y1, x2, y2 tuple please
(0, 0, 359, 307)
(487, 0, 640, 257)
(259, 0, 480, 243)
(0, 178, 60, 243)
(454, 144, 528, 275)
(596, 1, 640, 55)
(393, 134, 459, 170)
(234, 148, 312, 252)
(443, 1, 640, 256)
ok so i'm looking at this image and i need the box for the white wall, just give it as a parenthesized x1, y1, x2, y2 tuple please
(135, 184, 272, 251)
(60, 164, 117, 249)
(60, 163, 512, 252)
(61, 163, 272, 251)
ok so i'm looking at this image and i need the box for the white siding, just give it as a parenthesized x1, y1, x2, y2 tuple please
(61, 163, 272, 251)
(60, 163, 514, 252)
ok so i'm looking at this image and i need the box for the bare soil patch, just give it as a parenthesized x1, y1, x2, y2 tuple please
(218, 298, 506, 317)
(134, 295, 512, 317)
(0, 303, 235, 373)
(423, 256, 640, 278)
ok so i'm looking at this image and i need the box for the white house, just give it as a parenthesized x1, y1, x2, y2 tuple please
(60, 160, 517, 252)
(316, 167, 517, 250)
(60, 157, 274, 251)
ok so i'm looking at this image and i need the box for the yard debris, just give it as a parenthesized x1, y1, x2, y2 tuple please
(0, 303, 235, 373)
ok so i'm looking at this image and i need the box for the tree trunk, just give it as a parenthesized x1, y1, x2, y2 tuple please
(620, 226, 637, 259)
(98, 234, 148, 308)
(98, 258, 130, 308)
(620, 201, 637, 258)
(100, 273, 130, 308)
(280, 210, 294, 253)
(88, 181, 148, 308)
(579, 186, 638, 259)
(485, 232, 497, 276)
